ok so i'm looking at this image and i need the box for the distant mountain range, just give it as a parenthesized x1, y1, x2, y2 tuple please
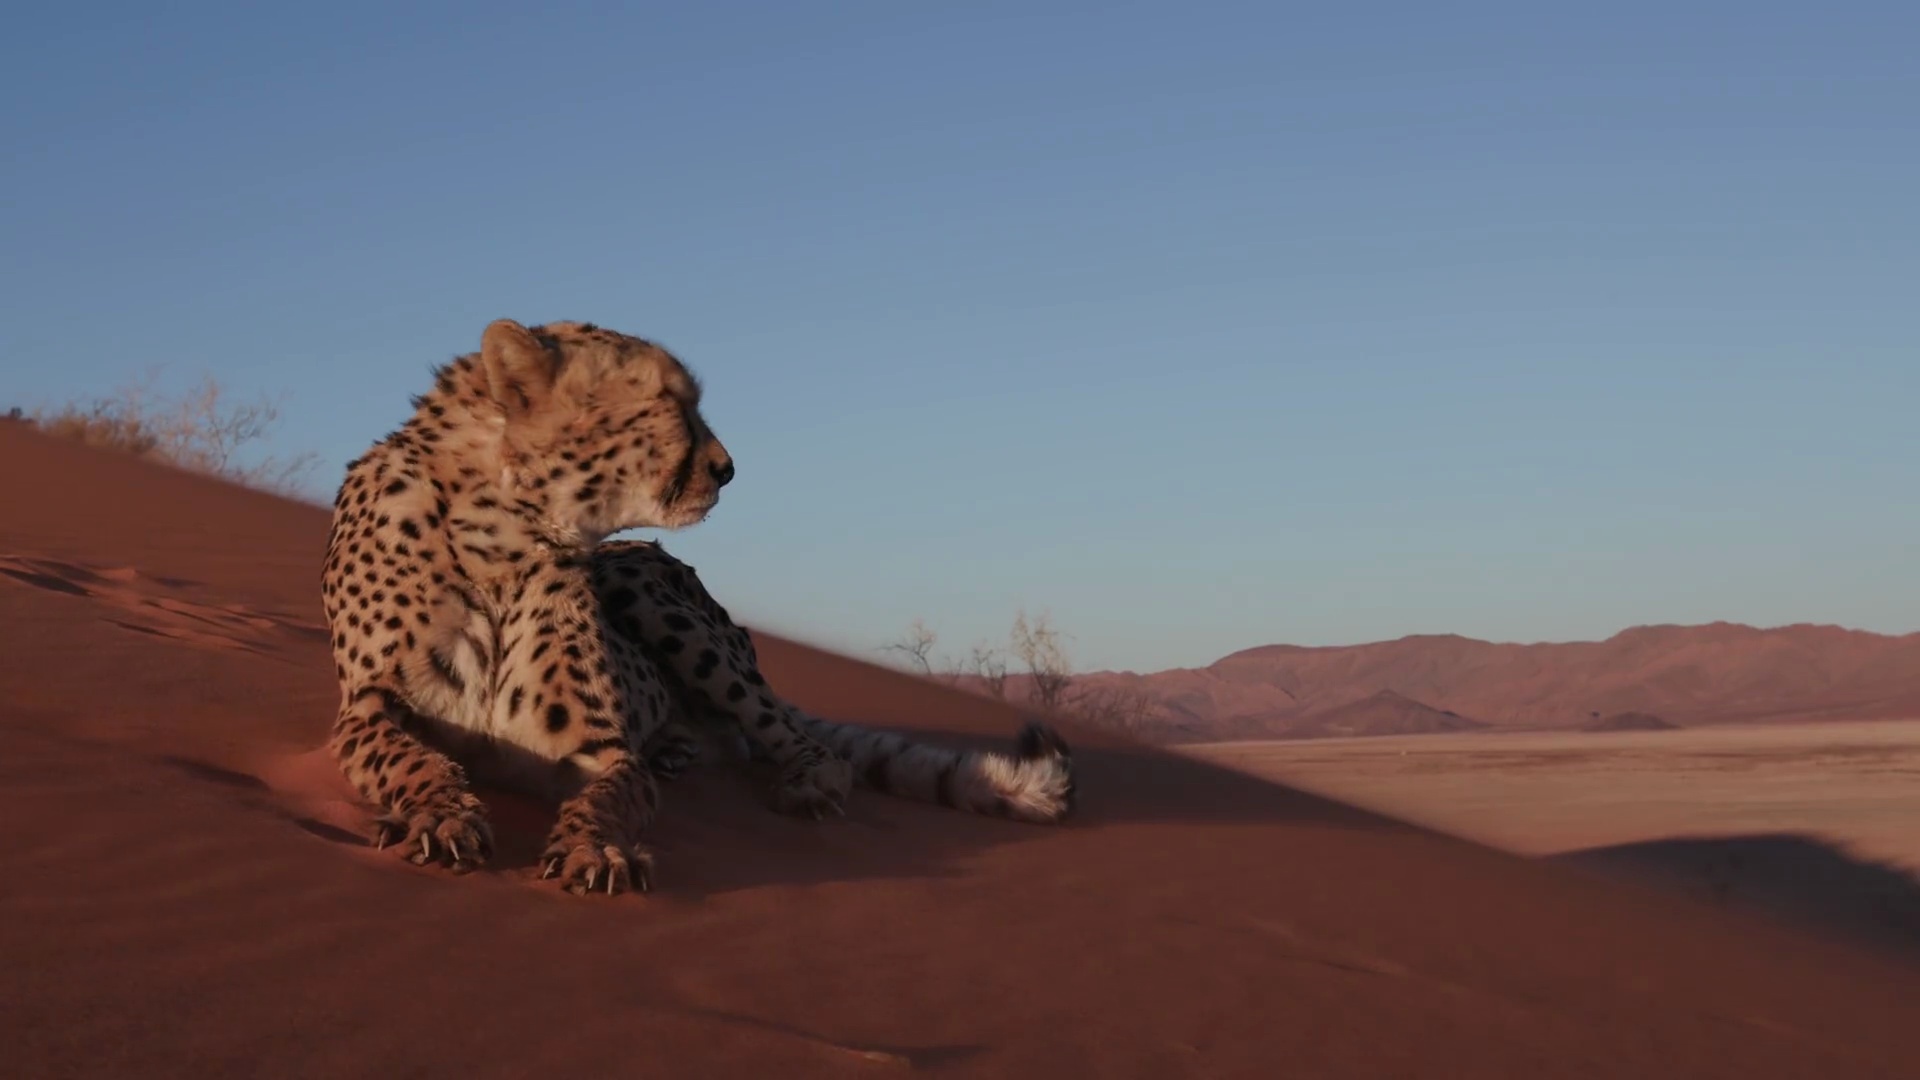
(1050, 622, 1920, 743)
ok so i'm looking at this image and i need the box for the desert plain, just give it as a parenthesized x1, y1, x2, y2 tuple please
(1184, 720, 1920, 966)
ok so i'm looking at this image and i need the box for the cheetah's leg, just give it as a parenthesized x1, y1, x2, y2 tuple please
(329, 685, 493, 869)
(493, 557, 675, 896)
(594, 543, 1076, 823)
(539, 754, 660, 896)
(594, 550, 847, 818)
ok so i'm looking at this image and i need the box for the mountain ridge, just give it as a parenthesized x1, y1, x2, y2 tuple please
(1065, 620, 1920, 742)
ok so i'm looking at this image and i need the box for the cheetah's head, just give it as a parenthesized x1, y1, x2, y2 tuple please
(476, 318, 734, 544)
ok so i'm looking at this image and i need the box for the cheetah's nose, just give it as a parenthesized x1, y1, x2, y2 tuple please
(709, 457, 735, 488)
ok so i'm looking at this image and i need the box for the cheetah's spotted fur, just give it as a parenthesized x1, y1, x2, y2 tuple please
(321, 319, 1076, 895)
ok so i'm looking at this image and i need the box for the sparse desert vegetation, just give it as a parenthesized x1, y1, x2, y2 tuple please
(882, 611, 1163, 734)
(8, 374, 318, 499)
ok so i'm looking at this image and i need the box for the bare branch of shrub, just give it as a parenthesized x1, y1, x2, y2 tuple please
(1010, 608, 1073, 713)
(887, 612, 1165, 734)
(961, 642, 1009, 700)
(879, 618, 940, 677)
(14, 371, 319, 498)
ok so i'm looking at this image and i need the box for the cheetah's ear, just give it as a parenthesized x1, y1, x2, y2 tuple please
(480, 319, 560, 419)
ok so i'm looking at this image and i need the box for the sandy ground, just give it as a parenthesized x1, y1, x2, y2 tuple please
(1183, 721, 1920, 964)
(5, 419, 1920, 1078)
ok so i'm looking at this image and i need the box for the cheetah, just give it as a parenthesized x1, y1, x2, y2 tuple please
(320, 318, 1076, 896)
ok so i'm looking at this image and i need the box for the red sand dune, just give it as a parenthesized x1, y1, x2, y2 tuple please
(4, 420, 1919, 1078)
(1078, 621, 1920, 742)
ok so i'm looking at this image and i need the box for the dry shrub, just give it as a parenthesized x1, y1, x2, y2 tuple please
(879, 618, 939, 676)
(883, 610, 1166, 735)
(15, 373, 319, 498)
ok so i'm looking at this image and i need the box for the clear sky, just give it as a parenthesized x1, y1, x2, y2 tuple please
(4, 2, 1916, 674)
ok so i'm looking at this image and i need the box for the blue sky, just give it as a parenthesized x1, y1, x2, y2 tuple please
(4, 2, 1916, 674)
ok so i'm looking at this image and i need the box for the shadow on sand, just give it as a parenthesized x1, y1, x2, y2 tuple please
(462, 725, 1421, 899)
(140, 718, 1423, 902)
(1550, 833, 1920, 967)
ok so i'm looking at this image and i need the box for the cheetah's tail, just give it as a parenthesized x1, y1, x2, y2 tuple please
(796, 717, 1077, 824)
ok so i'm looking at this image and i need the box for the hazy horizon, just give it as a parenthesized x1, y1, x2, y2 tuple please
(986, 618, 1920, 678)
(6, 2, 1916, 672)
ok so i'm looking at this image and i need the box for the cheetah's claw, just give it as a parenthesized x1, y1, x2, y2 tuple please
(540, 840, 653, 897)
(371, 801, 493, 873)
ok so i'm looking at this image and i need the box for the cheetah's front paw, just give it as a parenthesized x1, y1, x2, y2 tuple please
(372, 794, 493, 872)
(772, 755, 852, 820)
(540, 838, 654, 897)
